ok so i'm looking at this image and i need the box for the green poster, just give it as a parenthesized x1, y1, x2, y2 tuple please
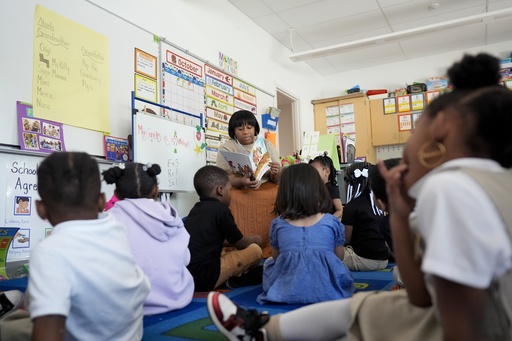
(316, 134, 341, 170)
(0, 228, 20, 280)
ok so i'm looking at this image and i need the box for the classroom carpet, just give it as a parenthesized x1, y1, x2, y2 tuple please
(0, 265, 396, 340)
(142, 264, 396, 341)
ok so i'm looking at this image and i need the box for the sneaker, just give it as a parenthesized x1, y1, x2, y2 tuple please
(207, 292, 269, 341)
(0, 290, 24, 319)
(225, 265, 263, 289)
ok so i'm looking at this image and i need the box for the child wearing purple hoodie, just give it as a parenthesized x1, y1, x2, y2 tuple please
(103, 162, 194, 315)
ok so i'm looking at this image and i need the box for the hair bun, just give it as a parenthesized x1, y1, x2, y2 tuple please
(102, 166, 123, 184)
(146, 164, 161, 177)
(447, 53, 501, 90)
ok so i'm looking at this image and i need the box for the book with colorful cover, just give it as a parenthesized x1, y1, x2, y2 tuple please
(220, 136, 271, 184)
(104, 135, 130, 162)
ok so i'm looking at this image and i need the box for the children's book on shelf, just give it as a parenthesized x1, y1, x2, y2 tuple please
(104, 135, 130, 162)
(220, 136, 271, 184)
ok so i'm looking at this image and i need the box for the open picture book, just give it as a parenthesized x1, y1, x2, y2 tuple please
(220, 136, 271, 184)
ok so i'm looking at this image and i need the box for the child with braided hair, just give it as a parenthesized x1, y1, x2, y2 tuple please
(309, 153, 343, 219)
(342, 161, 389, 271)
(103, 162, 194, 315)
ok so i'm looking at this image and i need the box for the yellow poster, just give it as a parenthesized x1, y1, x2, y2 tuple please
(32, 5, 110, 133)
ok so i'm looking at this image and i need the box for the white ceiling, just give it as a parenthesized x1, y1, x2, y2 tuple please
(227, 0, 512, 75)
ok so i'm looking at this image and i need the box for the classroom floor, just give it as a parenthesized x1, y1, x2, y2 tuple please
(143, 265, 395, 340)
(0, 265, 396, 340)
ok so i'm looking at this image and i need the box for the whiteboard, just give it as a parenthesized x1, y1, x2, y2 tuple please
(133, 113, 206, 192)
(0, 148, 115, 277)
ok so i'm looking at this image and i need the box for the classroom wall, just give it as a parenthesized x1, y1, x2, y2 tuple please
(276, 93, 294, 157)
(320, 40, 512, 98)
(86, 0, 326, 216)
(2, 0, 325, 217)
(3, 0, 511, 218)
(1, 1, 161, 155)
(88, 0, 324, 136)
(4, 0, 317, 217)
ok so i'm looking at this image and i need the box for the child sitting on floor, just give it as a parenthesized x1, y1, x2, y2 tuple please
(368, 157, 401, 263)
(342, 161, 389, 271)
(30, 152, 150, 340)
(185, 165, 263, 291)
(206, 52, 512, 341)
(309, 153, 343, 219)
(257, 163, 354, 304)
(103, 162, 194, 315)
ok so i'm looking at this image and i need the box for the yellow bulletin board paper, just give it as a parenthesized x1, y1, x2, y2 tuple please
(135, 74, 157, 102)
(32, 5, 110, 133)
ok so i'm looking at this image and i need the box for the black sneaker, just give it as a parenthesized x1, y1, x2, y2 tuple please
(207, 292, 269, 341)
(225, 265, 263, 289)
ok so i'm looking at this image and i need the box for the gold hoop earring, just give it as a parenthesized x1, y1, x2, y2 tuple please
(418, 142, 446, 169)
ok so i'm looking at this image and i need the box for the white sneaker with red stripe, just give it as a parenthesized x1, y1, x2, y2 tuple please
(207, 292, 269, 341)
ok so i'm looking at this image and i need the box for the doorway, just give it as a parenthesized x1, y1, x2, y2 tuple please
(276, 89, 300, 157)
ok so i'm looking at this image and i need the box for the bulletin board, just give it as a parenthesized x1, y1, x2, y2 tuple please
(159, 39, 276, 167)
(3, 1, 274, 159)
(0, 148, 115, 279)
(1, 1, 158, 156)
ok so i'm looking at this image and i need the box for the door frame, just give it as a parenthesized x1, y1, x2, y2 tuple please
(276, 87, 300, 155)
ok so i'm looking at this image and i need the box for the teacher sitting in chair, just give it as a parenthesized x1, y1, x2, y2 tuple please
(216, 110, 282, 189)
(216, 110, 282, 258)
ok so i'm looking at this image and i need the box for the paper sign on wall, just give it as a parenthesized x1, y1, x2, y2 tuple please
(32, 5, 110, 133)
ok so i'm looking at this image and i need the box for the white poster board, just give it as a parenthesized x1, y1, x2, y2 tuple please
(0, 148, 114, 278)
(133, 112, 206, 192)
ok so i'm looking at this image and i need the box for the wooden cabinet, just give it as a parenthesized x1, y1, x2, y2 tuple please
(312, 93, 376, 164)
(369, 99, 411, 146)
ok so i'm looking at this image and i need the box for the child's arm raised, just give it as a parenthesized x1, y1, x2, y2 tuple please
(379, 161, 431, 307)
(32, 315, 66, 341)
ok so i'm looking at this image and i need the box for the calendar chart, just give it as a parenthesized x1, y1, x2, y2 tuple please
(161, 46, 205, 127)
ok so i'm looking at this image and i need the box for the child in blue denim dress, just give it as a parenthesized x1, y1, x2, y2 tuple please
(257, 163, 354, 304)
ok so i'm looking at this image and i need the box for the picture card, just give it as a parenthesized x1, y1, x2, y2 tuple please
(17, 101, 65, 153)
